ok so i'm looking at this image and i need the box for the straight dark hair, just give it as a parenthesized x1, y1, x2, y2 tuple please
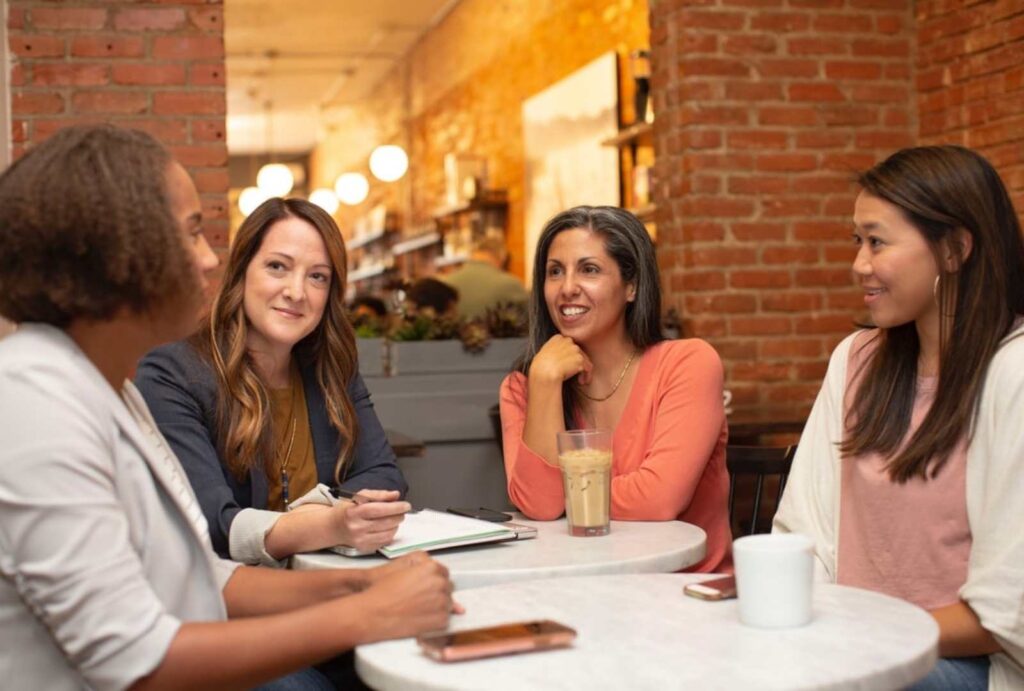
(841, 145, 1024, 482)
(515, 206, 665, 428)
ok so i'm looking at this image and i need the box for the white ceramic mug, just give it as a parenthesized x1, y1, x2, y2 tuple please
(733, 533, 814, 629)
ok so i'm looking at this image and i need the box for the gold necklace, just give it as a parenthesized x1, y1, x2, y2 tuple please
(578, 350, 639, 402)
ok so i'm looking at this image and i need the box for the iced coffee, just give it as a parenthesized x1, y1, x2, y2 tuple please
(556, 430, 613, 537)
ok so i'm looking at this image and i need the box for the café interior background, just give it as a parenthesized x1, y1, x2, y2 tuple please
(3, 0, 1024, 411)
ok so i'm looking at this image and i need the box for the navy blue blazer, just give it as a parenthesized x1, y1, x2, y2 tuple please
(134, 340, 407, 558)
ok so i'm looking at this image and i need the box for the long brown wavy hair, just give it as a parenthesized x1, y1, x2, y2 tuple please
(192, 197, 359, 483)
(841, 146, 1024, 482)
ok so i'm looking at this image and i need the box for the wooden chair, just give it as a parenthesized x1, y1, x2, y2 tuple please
(726, 444, 797, 537)
(488, 403, 503, 452)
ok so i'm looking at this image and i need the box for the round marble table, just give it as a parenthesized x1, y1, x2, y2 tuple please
(356, 574, 939, 691)
(291, 516, 707, 590)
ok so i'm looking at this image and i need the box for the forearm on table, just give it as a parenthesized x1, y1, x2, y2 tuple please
(930, 600, 1003, 657)
(223, 565, 371, 617)
(263, 505, 341, 560)
(131, 596, 375, 691)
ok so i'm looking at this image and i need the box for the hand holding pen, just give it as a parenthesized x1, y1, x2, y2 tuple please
(327, 487, 411, 553)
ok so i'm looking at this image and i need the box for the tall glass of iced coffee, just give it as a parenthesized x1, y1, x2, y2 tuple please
(556, 429, 613, 537)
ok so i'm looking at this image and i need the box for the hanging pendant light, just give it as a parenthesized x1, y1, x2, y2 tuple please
(238, 186, 270, 216)
(334, 172, 369, 206)
(309, 188, 340, 214)
(369, 144, 408, 182)
(256, 162, 294, 197)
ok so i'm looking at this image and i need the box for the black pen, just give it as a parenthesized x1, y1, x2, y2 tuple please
(329, 487, 372, 505)
(329, 487, 421, 512)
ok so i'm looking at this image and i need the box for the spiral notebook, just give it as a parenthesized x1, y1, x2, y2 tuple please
(330, 509, 518, 559)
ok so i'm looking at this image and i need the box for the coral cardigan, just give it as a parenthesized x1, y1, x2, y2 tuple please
(500, 339, 732, 572)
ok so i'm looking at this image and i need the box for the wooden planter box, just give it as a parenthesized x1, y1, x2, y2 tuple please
(356, 337, 527, 510)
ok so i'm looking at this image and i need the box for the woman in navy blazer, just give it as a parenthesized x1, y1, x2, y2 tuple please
(137, 198, 408, 566)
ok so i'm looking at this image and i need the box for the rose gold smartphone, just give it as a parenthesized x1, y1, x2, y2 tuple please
(683, 575, 737, 601)
(417, 620, 576, 662)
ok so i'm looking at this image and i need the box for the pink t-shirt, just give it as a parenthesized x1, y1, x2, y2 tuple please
(499, 339, 732, 573)
(837, 331, 971, 610)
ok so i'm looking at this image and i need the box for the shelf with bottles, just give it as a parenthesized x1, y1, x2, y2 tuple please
(347, 203, 399, 287)
(432, 188, 508, 269)
(603, 117, 656, 239)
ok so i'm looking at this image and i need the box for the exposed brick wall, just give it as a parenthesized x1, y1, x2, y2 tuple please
(312, 0, 650, 280)
(7, 1, 230, 249)
(649, 0, 916, 412)
(916, 0, 1024, 216)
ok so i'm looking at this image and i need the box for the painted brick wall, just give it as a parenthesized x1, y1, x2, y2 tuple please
(7, 1, 230, 249)
(916, 0, 1024, 216)
(312, 0, 650, 280)
(649, 0, 916, 412)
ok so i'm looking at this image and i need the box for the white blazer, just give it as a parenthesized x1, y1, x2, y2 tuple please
(0, 324, 239, 691)
(774, 322, 1024, 691)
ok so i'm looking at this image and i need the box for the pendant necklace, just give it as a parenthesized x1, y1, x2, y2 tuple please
(278, 371, 300, 508)
(579, 350, 639, 402)
(279, 416, 297, 507)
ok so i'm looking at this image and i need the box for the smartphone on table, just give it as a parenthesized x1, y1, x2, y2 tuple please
(417, 620, 576, 662)
(447, 507, 513, 522)
(683, 575, 737, 601)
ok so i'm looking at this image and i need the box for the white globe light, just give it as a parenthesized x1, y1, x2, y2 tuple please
(309, 188, 340, 215)
(334, 172, 369, 206)
(256, 162, 294, 197)
(369, 145, 408, 182)
(238, 186, 270, 216)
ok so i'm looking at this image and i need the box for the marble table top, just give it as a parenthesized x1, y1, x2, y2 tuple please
(356, 574, 938, 691)
(291, 515, 707, 590)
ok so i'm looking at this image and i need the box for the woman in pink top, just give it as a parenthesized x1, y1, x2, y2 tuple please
(775, 146, 1024, 691)
(500, 206, 731, 572)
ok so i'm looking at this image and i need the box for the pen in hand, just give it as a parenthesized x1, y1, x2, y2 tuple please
(329, 487, 420, 513)
(329, 487, 372, 505)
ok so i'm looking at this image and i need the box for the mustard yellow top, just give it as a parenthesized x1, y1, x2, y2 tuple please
(267, 363, 317, 511)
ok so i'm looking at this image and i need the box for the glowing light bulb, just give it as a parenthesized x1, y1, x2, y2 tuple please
(334, 172, 369, 206)
(256, 163, 294, 196)
(369, 145, 408, 182)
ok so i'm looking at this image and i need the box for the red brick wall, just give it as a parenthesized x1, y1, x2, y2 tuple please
(7, 1, 230, 249)
(916, 0, 1024, 216)
(650, 0, 916, 412)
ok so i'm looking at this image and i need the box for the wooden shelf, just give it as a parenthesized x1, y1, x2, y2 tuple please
(601, 121, 654, 148)
(627, 203, 658, 222)
(391, 231, 441, 256)
(348, 265, 389, 282)
(347, 228, 388, 250)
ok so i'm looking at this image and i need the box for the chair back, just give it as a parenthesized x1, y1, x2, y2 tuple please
(726, 444, 797, 536)
(488, 403, 503, 452)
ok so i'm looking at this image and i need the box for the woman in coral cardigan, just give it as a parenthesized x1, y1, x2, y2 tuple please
(774, 146, 1024, 691)
(500, 206, 731, 572)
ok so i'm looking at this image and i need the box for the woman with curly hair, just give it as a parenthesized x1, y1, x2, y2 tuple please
(136, 198, 408, 566)
(0, 124, 454, 690)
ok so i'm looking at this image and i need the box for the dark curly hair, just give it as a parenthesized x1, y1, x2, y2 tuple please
(0, 124, 197, 327)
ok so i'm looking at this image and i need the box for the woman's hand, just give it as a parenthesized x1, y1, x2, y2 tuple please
(358, 553, 456, 641)
(329, 489, 410, 553)
(529, 335, 592, 385)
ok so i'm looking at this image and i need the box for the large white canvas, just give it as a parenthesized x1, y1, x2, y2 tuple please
(522, 52, 620, 286)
